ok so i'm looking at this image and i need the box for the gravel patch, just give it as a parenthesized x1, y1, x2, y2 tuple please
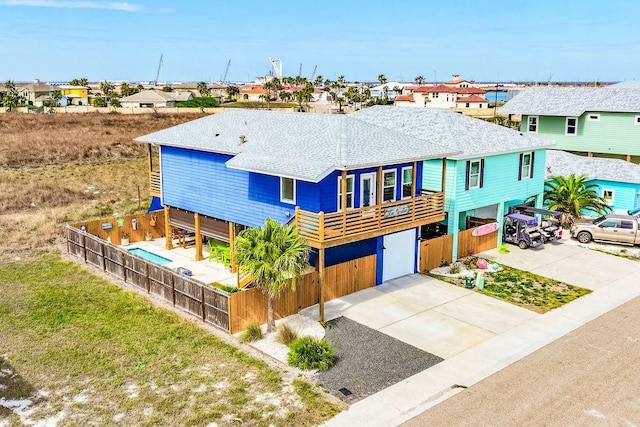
(318, 317, 443, 404)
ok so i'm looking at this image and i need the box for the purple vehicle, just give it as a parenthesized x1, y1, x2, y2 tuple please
(503, 213, 545, 249)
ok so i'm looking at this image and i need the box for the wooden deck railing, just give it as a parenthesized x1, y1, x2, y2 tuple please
(296, 191, 445, 245)
(150, 171, 161, 197)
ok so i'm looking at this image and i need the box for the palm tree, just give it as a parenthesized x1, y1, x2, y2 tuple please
(313, 75, 323, 87)
(234, 218, 310, 332)
(2, 80, 24, 111)
(378, 74, 387, 85)
(226, 85, 239, 100)
(415, 75, 425, 85)
(544, 174, 611, 227)
(196, 81, 210, 97)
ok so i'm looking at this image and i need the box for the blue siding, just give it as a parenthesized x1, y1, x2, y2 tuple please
(161, 146, 319, 226)
(319, 162, 423, 213)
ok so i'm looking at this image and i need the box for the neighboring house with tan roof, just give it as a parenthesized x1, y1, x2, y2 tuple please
(395, 83, 488, 109)
(14, 79, 56, 105)
(120, 89, 193, 108)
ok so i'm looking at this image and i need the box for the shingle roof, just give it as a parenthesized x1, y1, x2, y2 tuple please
(609, 80, 640, 89)
(500, 86, 640, 116)
(135, 108, 461, 182)
(121, 89, 190, 103)
(350, 106, 555, 159)
(545, 150, 640, 184)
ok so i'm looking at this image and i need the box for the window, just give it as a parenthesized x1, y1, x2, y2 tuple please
(465, 159, 484, 190)
(566, 117, 578, 135)
(621, 220, 634, 230)
(600, 219, 618, 228)
(383, 170, 396, 202)
(635, 115, 640, 125)
(433, 92, 439, 98)
(587, 114, 600, 121)
(602, 189, 614, 206)
(280, 177, 295, 204)
(519, 152, 534, 180)
(465, 103, 470, 108)
(401, 166, 413, 199)
(337, 174, 354, 210)
(528, 116, 538, 133)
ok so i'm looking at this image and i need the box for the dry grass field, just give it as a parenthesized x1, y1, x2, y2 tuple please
(0, 112, 205, 259)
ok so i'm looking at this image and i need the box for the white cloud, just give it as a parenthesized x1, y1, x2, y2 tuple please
(0, 0, 142, 12)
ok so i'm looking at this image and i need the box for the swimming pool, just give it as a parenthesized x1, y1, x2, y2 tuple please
(128, 247, 172, 265)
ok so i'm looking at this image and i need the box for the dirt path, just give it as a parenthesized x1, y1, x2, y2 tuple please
(402, 296, 640, 427)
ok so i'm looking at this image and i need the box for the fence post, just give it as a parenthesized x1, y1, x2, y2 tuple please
(66, 226, 70, 254)
(122, 251, 127, 283)
(146, 262, 150, 293)
(101, 241, 106, 271)
(82, 232, 87, 264)
(171, 275, 176, 306)
(201, 285, 206, 322)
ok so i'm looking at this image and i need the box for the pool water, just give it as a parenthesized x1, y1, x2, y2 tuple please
(128, 247, 172, 265)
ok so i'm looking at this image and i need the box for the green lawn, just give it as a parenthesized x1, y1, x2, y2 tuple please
(0, 253, 341, 426)
(430, 258, 591, 313)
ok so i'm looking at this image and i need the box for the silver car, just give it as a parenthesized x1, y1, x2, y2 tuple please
(570, 214, 639, 245)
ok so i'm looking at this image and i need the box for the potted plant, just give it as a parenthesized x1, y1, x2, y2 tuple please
(121, 231, 130, 246)
(145, 230, 153, 241)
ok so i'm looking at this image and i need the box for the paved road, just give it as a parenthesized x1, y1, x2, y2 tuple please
(402, 296, 640, 427)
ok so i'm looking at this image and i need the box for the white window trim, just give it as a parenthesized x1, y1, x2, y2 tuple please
(280, 177, 296, 204)
(528, 115, 538, 133)
(337, 174, 355, 210)
(521, 152, 533, 180)
(635, 115, 640, 125)
(468, 160, 482, 190)
(587, 113, 600, 122)
(401, 166, 413, 200)
(382, 169, 397, 203)
(602, 189, 615, 206)
(565, 117, 578, 136)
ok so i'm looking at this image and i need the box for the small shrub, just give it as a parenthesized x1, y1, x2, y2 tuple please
(448, 264, 461, 274)
(275, 323, 299, 345)
(239, 322, 263, 343)
(439, 259, 450, 267)
(211, 282, 240, 294)
(287, 337, 335, 371)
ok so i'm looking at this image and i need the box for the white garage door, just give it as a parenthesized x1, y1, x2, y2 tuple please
(382, 229, 416, 282)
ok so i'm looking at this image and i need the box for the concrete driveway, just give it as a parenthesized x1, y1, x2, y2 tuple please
(301, 273, 538, 359)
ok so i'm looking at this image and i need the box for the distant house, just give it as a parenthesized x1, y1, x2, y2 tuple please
(394, 93, 415, 106)
(455, 94, 488, 109)
(120, 90, 193, 108)
(394, 76, 488, 109)
(15, 80, 56, 105)
(238, 84, 266, 102)
(444, 74, 475, 88)
(57, 85, 89, 106)
(369, 82, 404, 101)
(546, 150, 640, 213)
(500, 85, 640, 161)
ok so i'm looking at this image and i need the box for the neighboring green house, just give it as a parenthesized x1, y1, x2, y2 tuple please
(500, 84, 640, 162)
(352, 107, 556, 261)
(546, 150, 640, 214)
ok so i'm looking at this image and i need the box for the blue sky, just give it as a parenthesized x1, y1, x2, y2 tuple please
(1, 0, 639, 84)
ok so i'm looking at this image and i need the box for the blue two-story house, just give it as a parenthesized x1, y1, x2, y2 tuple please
(351, 107, 556, 265)
(137, 108, 460, 295)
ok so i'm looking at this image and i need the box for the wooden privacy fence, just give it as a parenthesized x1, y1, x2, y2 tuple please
(72, 212, 165, 246)
(419, 234, 454, 272)
(66, 225, 230, 332)
(229, 254, 376, 334)
(457, 226, 498, 258)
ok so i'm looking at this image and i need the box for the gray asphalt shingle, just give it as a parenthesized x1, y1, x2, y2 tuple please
(546, 150, 640, 183)
(500, 86, 640, 116)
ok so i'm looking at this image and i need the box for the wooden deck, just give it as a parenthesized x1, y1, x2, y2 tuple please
(296, 191, 445, 248)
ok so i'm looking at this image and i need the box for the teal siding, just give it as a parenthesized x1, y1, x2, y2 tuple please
(423, 150, 546, 261)
(590, 179, 640, 213)
(522, 112, 640, 156)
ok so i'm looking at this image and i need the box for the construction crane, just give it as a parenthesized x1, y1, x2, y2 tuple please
(268, 57, 283, 80)
(310, 65, 318, 82)
(154, 53, 163, 86)
(222, 60, 231, 83)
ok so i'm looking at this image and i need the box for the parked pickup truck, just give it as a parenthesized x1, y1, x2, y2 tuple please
(570, 214, 640, 245)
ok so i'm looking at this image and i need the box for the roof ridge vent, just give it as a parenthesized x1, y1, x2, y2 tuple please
(239, 135, 246, 144)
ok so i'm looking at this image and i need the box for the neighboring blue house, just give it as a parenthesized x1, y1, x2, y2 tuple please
(546, 150, 640, 214)
(137, 107, 460, 291)
(351, 107, 555, 262)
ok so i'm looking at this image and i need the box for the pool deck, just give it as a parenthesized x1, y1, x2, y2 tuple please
(124, 238, 238, 287)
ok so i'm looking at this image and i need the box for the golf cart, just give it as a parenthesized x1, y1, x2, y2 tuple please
(503, 213, 544, 249)
(511, 205, 563, 242)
